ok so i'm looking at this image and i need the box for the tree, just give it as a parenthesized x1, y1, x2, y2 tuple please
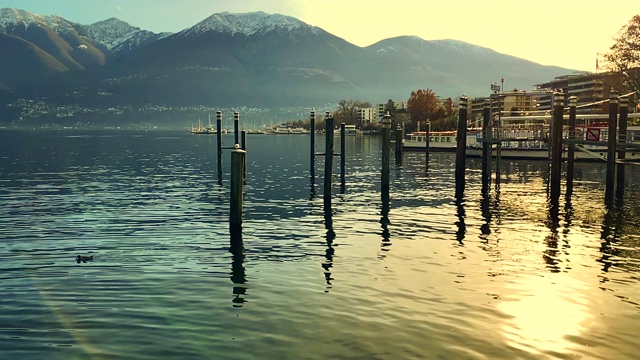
(604, 14, 640, 96)
(334, 99, 371, 126)
(407, 89, 439, 131)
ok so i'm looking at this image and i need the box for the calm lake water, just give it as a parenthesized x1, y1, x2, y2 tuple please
(1, 130, 639, 359)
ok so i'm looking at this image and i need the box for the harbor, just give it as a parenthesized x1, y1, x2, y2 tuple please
(1, 127, 639, 359)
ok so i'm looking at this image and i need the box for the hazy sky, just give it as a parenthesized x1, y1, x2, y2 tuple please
(2, 0, 635, 71)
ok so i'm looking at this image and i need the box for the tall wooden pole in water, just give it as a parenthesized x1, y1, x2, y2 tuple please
(616, 96, 628, 201)
(381, 112, 391, 191)
(230, 147, 246, 231)
(241, 129, 247, 181)
(233, 112, 240, 146)
(425, 119, 430, 168)
(395, 122, 403, 165)
(481, 101, 491, 194)
(340, 122, 346, 185)
(566, 96, 577, 194)
(324, 112, 334, 209)
(605, 92, 619, 203)
(310, 109, 316, 181)
(455, 96, 468, 198)
(216, 111, 223, 178)
(550, 92, 564, 201)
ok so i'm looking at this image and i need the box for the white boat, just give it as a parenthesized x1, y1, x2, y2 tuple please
(271, 124, 310, 134)
(403, 117, 640, 162)
(344, 124, 363, 135)
(403, 130, 478, 151)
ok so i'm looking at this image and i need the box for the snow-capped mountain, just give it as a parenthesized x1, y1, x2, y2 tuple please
(0, 8, 78, 33)
(177, 11, 323, 37)
(84, 18, 171, 52)
(0, 7, 572, 119)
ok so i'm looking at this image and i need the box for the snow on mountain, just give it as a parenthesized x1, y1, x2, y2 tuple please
(178, 11, 323, 37)
(85, 18, 171, 51)
(0, 7, 77, 32)
(84, 18, 141, 50)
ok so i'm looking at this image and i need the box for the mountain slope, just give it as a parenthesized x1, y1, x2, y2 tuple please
(0, 8, 574, 113)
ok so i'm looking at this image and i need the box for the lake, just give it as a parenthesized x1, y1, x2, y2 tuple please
(1, 130, 639, 359)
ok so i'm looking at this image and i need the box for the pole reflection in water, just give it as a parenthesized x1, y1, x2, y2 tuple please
(309, 179, 316, 201)
(380, 186, 391, 252)
(598, 201, 624, 274)
(229, 228, 247, 307)
(543, 194, 561, 272)
(322, 200, 335, 293)
(455, 194, 466, 245)
(480, 191, 492, 238)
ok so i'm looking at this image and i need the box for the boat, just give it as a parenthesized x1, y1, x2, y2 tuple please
(403, 130, 478, 151)
(188, 115, 218, 134)
(403, 113, 640, 162)
(271, 124, 310, 134)
(188, 118, 228, 134)
(344, 124, 363, 135)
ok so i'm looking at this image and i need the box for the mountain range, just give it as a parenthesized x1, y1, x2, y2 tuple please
(0, 8, 573, 125)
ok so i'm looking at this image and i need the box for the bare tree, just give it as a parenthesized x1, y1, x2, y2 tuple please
(335, 99, 371, 126)
(604, 14, 640, 95)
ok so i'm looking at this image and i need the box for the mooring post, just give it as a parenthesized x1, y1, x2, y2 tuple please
(605, 91, 619, 203)
(616, 96, 628, 201)
(381, 112, 391, 191)
(241, 129, 247, 181)
(481, 101, 491, 194)
(550, 92, 564, 201)
(310, 109, 316, 181)
(216, 111, 223, 178)
(340, 122, 346, 185)
(395, 122, 403, 164)
(425, 120, 430, 169)
(230, 147, 246, 232)
(233, 111, 240, 146)
(566, 96, 577, 195)
(455, 96, 468, 198)
(324, 112, 334, 209)
(495, 96, 502, 189)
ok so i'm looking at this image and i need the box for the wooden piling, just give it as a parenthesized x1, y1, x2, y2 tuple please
(234, 112, 240, 146)
(566, 96, 577, 195)
(616, 96, 628, 200)
(481, 101, 491, 194)
(395, 122, 403, 164)
(230, 147, 246, 231)
(216, 111, 223, 178)
(605, 92, 619, 203)
(495, 95, 502, 189)
(550, 92, 564, 201)
(381, 112, 391, 191)
(324, 112, 334, 209)
(241, 130, 247, 181)
(340, 122, 346, 185)
(455, 96, 468, 197)
(425, 120, 430, 168)
(310, 109, 316, 181)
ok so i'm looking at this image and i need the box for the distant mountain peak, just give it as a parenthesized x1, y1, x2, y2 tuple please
(0, 7, 75, 32)
(179, 11, 322, 37)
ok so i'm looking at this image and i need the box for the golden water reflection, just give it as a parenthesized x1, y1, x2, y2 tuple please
(498, 274, 593, 356)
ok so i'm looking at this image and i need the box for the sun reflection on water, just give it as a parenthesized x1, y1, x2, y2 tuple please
(498, 273, 593, 356)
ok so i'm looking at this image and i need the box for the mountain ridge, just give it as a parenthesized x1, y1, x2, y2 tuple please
(0, 8, 575, 125)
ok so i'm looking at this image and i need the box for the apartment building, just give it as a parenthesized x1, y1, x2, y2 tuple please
(533, 72, 626, 113)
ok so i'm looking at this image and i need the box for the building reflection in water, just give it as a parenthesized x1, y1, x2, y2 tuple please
(229, 228, 247, 307)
